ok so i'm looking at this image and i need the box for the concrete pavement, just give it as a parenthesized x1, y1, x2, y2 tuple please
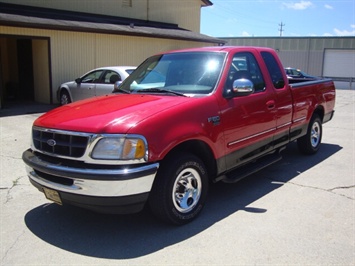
(0, 89, 354, 265)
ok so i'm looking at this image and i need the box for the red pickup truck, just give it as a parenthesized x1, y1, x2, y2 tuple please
(22, 46, 335, 225)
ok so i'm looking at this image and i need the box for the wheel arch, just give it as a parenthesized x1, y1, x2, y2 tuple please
(312, 105, 325, 122)
(161, 139, 217, 182)
(58, 86, 72, 103)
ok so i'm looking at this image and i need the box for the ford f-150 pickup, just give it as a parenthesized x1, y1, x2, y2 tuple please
(22, 46, 336, 225)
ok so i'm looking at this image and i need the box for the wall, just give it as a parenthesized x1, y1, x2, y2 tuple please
(0, 0, 203, 32)
(223, 37, 355, 77)
(32, 39, 50, 103)
(0, 25, 211, 103)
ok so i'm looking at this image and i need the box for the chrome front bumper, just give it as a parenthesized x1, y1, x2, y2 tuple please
(22, 149, 159, 213)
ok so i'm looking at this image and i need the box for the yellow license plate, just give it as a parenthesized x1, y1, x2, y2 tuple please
(43, 187, 62, 205)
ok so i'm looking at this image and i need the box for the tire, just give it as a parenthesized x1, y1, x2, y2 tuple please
(149, 152, 209, 225)
(60, 90, 71, 105)
(297, 114, 322, 155)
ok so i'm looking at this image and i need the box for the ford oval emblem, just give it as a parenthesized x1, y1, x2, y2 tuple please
(47, 139, 56, 147)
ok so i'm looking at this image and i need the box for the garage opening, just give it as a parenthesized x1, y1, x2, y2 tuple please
(0, 36, 51, 110)
(323, 49, 355, 90)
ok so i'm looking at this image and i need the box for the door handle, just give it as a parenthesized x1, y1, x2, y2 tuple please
(266, 100, 275, 109)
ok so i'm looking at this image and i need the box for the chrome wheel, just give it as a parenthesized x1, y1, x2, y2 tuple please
(149, 152, 208, 225)
(297, 114, 322, 155)
(173, 168, 202, 213)
(60, 91, 71, 105)
(310, 121, 321, 148)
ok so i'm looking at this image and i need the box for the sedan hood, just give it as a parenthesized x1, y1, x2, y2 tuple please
(35, 94, 190, 133)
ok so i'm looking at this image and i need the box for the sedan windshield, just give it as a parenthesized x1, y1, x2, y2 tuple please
(118, 52, 226, 96)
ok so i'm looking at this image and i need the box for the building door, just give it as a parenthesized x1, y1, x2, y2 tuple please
(17, 39, 35, 101)
(323, 49, 355, 77)
(0, 36, 51, 109)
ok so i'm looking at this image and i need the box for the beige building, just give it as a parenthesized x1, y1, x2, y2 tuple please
(0, 0, 224, 108)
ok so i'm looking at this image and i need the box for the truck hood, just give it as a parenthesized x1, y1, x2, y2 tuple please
(34, 94, 191, 133)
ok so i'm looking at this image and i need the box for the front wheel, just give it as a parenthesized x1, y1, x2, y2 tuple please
(149, 153, 209, 225)
(60, 90, 71, 105)
(297, 114, 322, 154)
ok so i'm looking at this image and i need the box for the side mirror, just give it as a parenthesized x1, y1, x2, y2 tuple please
(75, 78, 81, 84)
(232, 78, 254, 96)
(113, 81, 123, 92)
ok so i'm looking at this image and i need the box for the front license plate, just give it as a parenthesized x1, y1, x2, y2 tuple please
(43, 187, 62, 205)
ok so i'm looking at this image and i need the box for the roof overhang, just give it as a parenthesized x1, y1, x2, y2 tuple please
(0, 3, 225, 45)
(201, 0, 213, 7)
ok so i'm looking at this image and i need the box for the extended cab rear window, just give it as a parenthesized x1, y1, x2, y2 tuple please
(261, 51, 285, 89)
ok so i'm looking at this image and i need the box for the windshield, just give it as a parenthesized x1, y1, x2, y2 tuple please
(119, 52, 226, 96)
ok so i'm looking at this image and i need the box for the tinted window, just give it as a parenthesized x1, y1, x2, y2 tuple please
(81, 70, 104, 83)
(125, 69, 135, 75)
(225, 52, 265, 93)
(261, 52, 285, 89)
(121, 52, 226, 95)
(102, 71, 121, 84)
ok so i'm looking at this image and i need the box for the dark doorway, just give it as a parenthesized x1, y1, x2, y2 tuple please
(17, 39, 35, 101)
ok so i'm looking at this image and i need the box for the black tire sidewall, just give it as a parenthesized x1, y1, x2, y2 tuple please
(60, 90, 71, 105)
(149, 153, 209, 225)
(298, 115, 322, 154)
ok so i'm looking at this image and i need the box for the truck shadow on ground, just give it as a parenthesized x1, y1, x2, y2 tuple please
(0, 102, 58, 117)
(24, 142, 342, 259)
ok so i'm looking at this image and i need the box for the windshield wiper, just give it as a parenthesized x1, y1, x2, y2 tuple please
(136, 88, 187, 97)
(112, 87, 130, 94)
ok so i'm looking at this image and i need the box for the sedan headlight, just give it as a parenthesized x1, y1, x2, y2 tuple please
(91, 135, 147, 161)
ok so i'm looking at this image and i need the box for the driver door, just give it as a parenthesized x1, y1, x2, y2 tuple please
(220, 52, 277, 169)
(72, 70, 103, 101)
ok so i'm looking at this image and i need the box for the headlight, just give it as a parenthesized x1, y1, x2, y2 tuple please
(91, 135, 147, 161)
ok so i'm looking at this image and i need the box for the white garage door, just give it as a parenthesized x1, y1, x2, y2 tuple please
(323, 49, 355, 77)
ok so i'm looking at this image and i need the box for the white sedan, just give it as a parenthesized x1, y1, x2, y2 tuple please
(57, 66, 136, 105)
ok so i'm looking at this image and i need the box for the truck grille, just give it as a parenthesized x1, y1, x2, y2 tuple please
(32, 128, 89, 158)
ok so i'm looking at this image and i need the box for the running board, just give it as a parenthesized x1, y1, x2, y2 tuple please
(218, 153, 283, 184)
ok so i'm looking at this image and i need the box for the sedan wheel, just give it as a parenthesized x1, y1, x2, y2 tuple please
(60, 91, 71, 105)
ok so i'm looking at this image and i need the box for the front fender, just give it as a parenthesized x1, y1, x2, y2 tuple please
(128, 96, 224, 163)
(57, 86, 73, 103)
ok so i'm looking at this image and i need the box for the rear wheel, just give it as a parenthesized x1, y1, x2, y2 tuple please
(60, 90, 71, 105)
(149, 152, 209, 225)
(297, 114, 322, 154)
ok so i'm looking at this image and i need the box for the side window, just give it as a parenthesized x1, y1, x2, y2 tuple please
(81, 70, 104, 83)
(102, 71, 121, 84)
(261, 52, 285, 89)
(225, 52, 265, 93)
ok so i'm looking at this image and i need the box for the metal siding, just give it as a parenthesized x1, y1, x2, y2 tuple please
(1, 0, 146, 20)
(223, 37, 355, 78)
(309, 38, 324, 51)
(278, 51, 308, 70)
(307, 51, 324, 76)
(342, 38, 355, 48)
(0, 25, 210, 104)
(32, 39, 50, 103)
(1, 0, 201, 32)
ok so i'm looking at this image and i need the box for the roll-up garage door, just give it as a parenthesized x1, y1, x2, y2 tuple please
(323, 49, 355, 77)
